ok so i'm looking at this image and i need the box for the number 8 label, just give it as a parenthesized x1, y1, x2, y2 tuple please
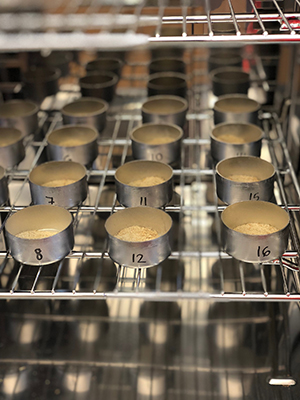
(34, 248, 43, 261)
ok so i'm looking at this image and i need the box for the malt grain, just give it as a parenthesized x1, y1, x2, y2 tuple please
(234, 222, 278, 235)
(129, 176, 164, 187)
(16, 228, 59, 239)
(116, 225, 159, 241)
(227, 174, 260, 182)
(218, 133, 247, 144)
(42, 179, 76, 187)
(147, 136, 173, 144)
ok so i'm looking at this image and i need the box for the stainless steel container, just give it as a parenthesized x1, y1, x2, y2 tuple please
(213, 94, 261, 125)
(211, 22, 237, 34)
(115, 160, 173, 208)
(0, 127, 25, 168)
(29, 161, 88, 208)
(79, 71, 118, 102)
(0, 100, 39, 136)
(208, 51, 242, 73)
(210, 67, 250, 97)
(142, 95, 188, 128)
(149, 58, 186, 75)
(216, 156, 275, 204)
(5, 205, 74, 266)
(47, 125, 98, 166)
(210, 122, 263, 162)
(221, 201, 290, 263)
(61, 97, 108, 133)
(105, 206, 172, 268)
(23, 67, 61, 104)
(130, 123, 183, 165)
(0, 166, 8, 206)
(147, 72, 187, 98)
(85, 58, 123, 78)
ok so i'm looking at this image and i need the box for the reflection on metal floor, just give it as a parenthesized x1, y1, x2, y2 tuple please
(0, 299, 299, 399)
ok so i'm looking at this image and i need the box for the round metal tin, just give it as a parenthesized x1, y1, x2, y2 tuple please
(0, 127, 25, 168)
(210, 122, 263, 162)
(221, 201, 289, 263)
(47, 125, 98, 166)
(115, 160, 173, 208)
(5, 205, 74, 266)
(216, 156, 275, 204)
(147, 72, 187, 98)
(130, 123, 183, 165)
(86, 58, 123, 78)
(0, 100, 39, 137)
(105, 206, 172, 268)
(142, 95, 188, 128)
(29, 161, 88, 209)
(61, 97, 108, 133)
(149, 58, 186, 75)
(208, 51, 242, 73)
(79, 71, 118, 102)
(210, 67, 250, 97)
(23, 67, 61, 104)
(214, 94, 260, 125)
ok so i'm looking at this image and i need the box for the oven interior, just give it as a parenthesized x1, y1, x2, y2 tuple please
(0, 1, 300, 399)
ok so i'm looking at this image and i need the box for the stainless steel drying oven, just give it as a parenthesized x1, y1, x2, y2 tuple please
(0, 1, 300, 399)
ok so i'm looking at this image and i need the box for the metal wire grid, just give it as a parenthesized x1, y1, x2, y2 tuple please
(0, 56, 299, 300)
(0, 0, 299, 50)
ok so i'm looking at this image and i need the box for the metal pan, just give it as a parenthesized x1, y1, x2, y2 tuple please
(149, 57, 186, 75)
(29, 161, 88, 208)
(216, 156, 275, 204)
(221, 201, 289, 263)
(0, 127, 25, 168)
(86, 58, 123, 78)
(23, 67, 61, 104)
(61, 97, 108, 133)
(142, 95, 188, 128)
(213, 94, 260, 125)
(47, 124, 98, 166)
(115, 160, 173, 208)
(5, 205, 74, 266)
(210, 122, 263, 162)
(147, 72, 187, 98)
(210, 67, 250, 97)
(105, 206, 172, 268)
(0, 99, 39, 136)
(79, 71, 118, 102)
(130, 123, 183, 165)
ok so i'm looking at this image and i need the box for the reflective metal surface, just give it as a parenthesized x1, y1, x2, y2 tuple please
(0, 298, 298, 399)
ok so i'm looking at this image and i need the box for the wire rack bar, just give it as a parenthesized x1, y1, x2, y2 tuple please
(0, 50, 298, 301)
(1, 291, 300, 301)
(0, 1, 299, 50)
(0, 250, 297, 261)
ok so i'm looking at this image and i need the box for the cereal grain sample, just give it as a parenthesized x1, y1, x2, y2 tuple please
(59, 138, 84, 146)
(129, 176, 164, 187)
(234, 222, 278, 235)
(42, 179, 76, 187)
(218, 133, 247, 144)
(227, 174, 260, 182)
(16, 229, 59, 239)
(147, 136, 174, 144)
(116, 225, 159, 241)
(0, 137, 18, 147)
